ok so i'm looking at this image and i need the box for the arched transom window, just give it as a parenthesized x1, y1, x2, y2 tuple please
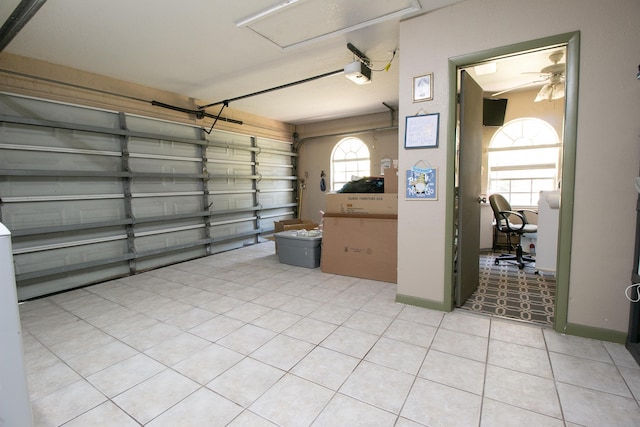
(330, 137, 370, 191)
(488, 117, 561, 206)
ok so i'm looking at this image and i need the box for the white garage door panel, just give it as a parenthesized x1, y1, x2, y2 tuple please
(133, 217, 204, 235)
(2, 199, 126, 230)
(260, 166, 294, 178)
(1, 94, 295, 299)
(210, 211, 255, 225)
(18, 264, 131, 300)
(134, 227, 205, 252)
(207, 130, 253, 147)
(209, 174, 254, 191)
(206, 145, 252, 163)
(210, 219, 256, 239)
(12, 226, 126, 251)
(130, 177, 202, 195)
(209, 192, 255, 211)
(0, 124, 121, 153)
(255, 137, 295, 211)
(0, 94, 121, 129)
(129, 138, 199, 157)
(257, 191, 294, 207)
(0, 147, 122, 172)
(259, 180, 295, 191)
(262, 208, 295, 219)
(131, 195, 204, 218)
(14, 239, 128, 274)
(136, 248, 207, 272)
(126, 115, 201, 140)
(128, 157, 202, 174)
(0, 176, 122, 197)
(207, 166, 254, 182)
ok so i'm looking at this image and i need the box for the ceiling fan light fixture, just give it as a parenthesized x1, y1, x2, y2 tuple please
(534, 81, 565, 102)
(552, 82, 565, 99)
(534, 84, 552, 102)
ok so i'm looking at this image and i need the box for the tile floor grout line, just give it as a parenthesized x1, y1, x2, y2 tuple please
(20, 241, 640, 426)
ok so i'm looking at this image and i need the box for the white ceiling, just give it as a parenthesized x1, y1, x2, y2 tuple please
(465, 47, 567, 98)
(0, 0, 563, 125)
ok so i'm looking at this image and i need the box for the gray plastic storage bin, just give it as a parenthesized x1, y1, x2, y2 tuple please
(274, 230, 322, 268)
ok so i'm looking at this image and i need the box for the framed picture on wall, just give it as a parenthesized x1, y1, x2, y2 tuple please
(413, 73, 433, 102)
(404, 113, 439, 149)
(406, 167, 437, 200)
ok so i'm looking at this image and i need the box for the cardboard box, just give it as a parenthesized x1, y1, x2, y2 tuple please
(325, 193, 398, 215)
(274, 218, 319, 232)
(320, 213, 397, 283)
(383, 168, 398, 193)
(275, 230, 322, 268)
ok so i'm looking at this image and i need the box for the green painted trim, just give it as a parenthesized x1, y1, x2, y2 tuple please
(446, 31, 580, 333)
(443, 59, 458, 311)
(553, 32, 580, 334)
(564, 323, 627, 344)
(396, 294, 452, 312)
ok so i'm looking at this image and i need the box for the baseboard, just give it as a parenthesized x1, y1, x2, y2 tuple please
(395, 294, 451, 312)
(563, 323, 627, 344)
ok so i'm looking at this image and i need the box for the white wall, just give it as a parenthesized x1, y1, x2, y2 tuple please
(398, 0, 640, 333)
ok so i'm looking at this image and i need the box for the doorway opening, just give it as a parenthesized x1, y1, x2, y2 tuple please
(463, 113, 562, 326)
(448, 32, 579, 333)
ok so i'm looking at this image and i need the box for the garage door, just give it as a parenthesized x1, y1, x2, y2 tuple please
(0, 93, 297, 300)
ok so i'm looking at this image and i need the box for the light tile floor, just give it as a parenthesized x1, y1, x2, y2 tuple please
(19, 241, 640, 426)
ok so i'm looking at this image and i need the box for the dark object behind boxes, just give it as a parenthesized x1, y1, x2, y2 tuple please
(337, 177, 384, 193)
(335, 168, 398, 194)
(275, 230, 322, 268)
(321, 213, 397, 283)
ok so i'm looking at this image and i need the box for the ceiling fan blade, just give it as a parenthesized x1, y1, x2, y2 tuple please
(491, 78, 548, 97)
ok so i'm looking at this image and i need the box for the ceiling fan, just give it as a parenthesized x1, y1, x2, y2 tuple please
(492, 51, 566, 102)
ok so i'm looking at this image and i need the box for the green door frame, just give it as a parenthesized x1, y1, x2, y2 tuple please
(444, 32, 580, 334)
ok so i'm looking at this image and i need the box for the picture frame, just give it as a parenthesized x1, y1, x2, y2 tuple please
(404, 113, 439, 149)
(406, 167, 437, 200)
(413, 73, 433, 102)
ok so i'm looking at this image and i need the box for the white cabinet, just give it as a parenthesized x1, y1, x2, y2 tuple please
(536, 191, 560, 274)
(480, 203, 494, 250)
(0, 223, 33, 427)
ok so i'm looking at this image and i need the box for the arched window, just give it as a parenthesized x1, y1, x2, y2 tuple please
(488, 118, 560, 206)
(330, 137, 370, 191)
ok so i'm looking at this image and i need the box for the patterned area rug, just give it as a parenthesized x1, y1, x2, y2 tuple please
(460, 252, 556, 327)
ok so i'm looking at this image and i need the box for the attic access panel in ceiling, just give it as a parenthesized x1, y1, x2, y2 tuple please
(238, 0, 420, 50)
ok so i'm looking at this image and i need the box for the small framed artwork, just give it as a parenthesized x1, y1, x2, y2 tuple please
(406, 167, 437, 200)
(413, 73, 433, 102)
(404, 113, 439, 149)
(380, 157, 392, 175)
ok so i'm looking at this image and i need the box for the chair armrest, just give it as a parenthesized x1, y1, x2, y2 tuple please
(497, 210, 526, 232)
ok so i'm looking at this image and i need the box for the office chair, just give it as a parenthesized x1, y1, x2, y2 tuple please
(489, 193, 537, 269)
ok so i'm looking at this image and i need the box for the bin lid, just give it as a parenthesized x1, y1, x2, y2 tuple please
(274, 230, 322, 240)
